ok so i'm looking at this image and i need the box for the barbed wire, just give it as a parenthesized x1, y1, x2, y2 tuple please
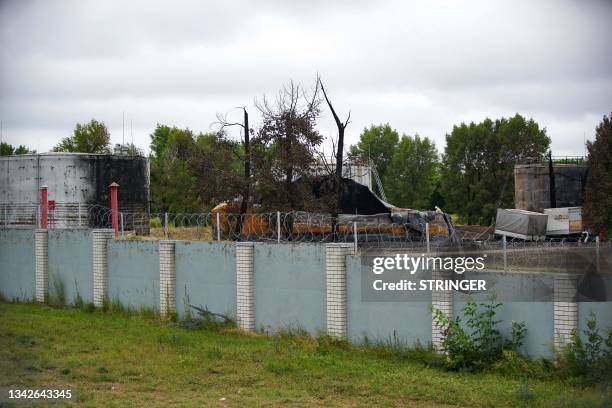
(1, 203, 609, 264)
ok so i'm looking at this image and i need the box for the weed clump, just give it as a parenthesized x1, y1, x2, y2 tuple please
(432, 294, 527, 371)
(556, 312, 612, 385)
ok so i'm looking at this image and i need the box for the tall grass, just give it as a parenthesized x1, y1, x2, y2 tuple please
(49, 273, 65, 307)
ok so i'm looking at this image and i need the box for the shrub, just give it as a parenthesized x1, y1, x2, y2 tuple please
(557, 312, 612, 384)
(432, 294, 526, 371)
(49, 274, 65, 307)
(74, 279, 84, 309)
(149, 217, 162, 228)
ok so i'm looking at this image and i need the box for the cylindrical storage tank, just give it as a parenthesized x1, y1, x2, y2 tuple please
(0, 153, 150, 233)
(514, 164, 550, 212)
(514, 163, 588, 213)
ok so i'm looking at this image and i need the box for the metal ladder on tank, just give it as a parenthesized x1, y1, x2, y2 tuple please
(370, 158, 388, 202)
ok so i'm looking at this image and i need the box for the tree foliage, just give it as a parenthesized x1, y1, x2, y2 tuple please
(252, 80, 323, 210)
(149, 124, 246, 213)
(54, 119, 111, 153)
(384, 134, 439, 209)
(349, 124, 400, 182)
(149, 125, 199, 213)
(583, 113, 612, 236)
(0, 142, 33, 155)
(441, 114, 550, 224)
(189, 132, 245, 209)
(348, 124, 441, 210)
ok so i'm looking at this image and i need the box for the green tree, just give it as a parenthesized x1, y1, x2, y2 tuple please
(189, 131, 245, 210)
(150, 124, 247, 213)
(349, 124, 400, 179)
(1, 142, 33, 155)
(441, 114, 550, 225)
(149, 125, 199, 213)
(583, 113, 612, 237)
(384, 134, 439, 209)
(149, 124, 172, 158)
(54, 119, 110, 153)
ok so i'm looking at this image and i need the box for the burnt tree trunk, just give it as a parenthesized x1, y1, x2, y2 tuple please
(320, 79, 351, 239)
(548, 150, 556, 208)
(236, 109, 250, 238)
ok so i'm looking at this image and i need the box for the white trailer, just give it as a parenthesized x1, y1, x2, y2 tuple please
(495, 208, 548, 241)
(544, 207, 582, 236)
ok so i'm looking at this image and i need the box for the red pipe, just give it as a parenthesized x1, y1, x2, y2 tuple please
(110, 182, 119, 233)
(40, 186, 48, 229)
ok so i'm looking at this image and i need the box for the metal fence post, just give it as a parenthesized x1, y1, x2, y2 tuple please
(109, 182, 119, 233)
(164, 212, 169, 239)
(596, 236, 600, 274)
(502, 234, 507, 272)
(425, 222, 430, 254)
(216, 212, 221, 241)
(120, 212, 124, 236)
(277, 211, 281, 243)
(78, 203, 82, 227)
(353, 221, 358, 253)
(40, 186, 48, 229)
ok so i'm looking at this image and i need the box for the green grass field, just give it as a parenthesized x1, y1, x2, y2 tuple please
(0, 302, 610, 407)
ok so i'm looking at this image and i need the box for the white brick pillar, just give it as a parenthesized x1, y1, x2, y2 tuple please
(92, 229, 113, 307)
(35, 229, 48, 303)
(431, 269, 454, 350)
(326, 243, 353, 338)
(159, 241, 176, 318)
(236, 242, 255, 331)
(554, 275, 579, 349)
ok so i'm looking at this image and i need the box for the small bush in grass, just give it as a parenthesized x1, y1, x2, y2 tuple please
(74, 280, 84, 309)
(49, 274, 65, 307)
(557, 312, 612, 385)
(432, 294, 527, 371)
(363, 333, 445, 368)
(183, 286, 193, 321)
(515, 383, 536, 401)
(491, 350, 553, 380)
(100, 296, 134, 316)
(180, 304, 235, 331)
(83, 302, 96, 313)
(158, 332, 185, 348)
(149, 217, 162, 228)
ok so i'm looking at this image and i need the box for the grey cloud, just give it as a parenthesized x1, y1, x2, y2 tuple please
(1, 0, 611, 157)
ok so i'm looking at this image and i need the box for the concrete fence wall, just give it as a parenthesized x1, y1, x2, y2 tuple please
(1, 228, 611, 359)
(108, 240, 160, 310)
(1, 229, 35, 301)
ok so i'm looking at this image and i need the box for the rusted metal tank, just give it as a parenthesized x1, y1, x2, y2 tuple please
(0, 153, 150, 232)
(514, 163, 588, 212)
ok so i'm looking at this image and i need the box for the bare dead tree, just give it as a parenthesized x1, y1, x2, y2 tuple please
(254, 80, 323, 211)
(318, 77, 351, 179)
(318, 77, 351, 236)
(213, 108, 252, 235)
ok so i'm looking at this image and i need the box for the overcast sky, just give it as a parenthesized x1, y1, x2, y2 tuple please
(1, 0, 611, 157)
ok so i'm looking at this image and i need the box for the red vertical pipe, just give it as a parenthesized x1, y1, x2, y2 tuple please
(40, 186, 48, 229)
(110, 182, 119, 233)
